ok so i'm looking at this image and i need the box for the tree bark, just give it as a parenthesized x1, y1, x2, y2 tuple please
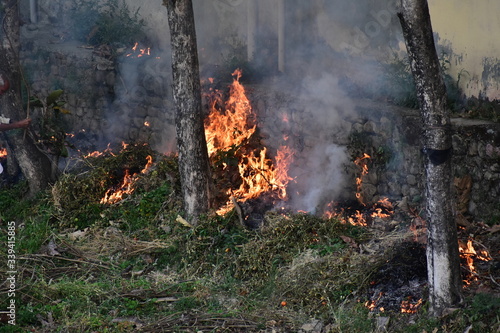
(163, 0, 211, 223)
(1, 0, 55, 196)
(397, 0, 463, 317)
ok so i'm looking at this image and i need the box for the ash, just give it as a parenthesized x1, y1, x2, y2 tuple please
(366, 242, 428, 313)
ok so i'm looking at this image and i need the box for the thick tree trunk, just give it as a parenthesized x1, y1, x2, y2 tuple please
(1, 0, 55, 196)
(397, 0, 463, 317)
(163, 0, 211, 223)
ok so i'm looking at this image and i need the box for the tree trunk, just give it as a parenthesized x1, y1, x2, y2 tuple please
(163, 0, 211, 223)
(397, 0, 463, 317)
(0, 0, 55, 196)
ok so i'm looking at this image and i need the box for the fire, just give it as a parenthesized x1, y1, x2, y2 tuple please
(100, 169, 134, 204)
(141, 155, 153, 173)
(126, 42, 152, 58)
(365, 292, 384, 312)
(323, 197, 393, 227)
(100, 155, 153, 205)
(275, 145, 295, 199)
(459, 237, 492, 284)
(204, 69, 293, 213)
(354, 153, 371, 205)
(0, 148, 7, 158)
(348, 210, 367, 226)
(205, 69, 256, 155)
(144, 121, 150, 127)
(400, 298, 423, 313)
(84, 143, 114, 158)
(371, 197, 393, 219)
(321, 153, 394, 226)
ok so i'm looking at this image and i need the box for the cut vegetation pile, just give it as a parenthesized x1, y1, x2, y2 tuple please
(0, 144, 499, 332)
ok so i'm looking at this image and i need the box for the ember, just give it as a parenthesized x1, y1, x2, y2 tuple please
(0, 148, 7, 158)
(365, 242, 427, 313)
(400, 298, 423, 314)
(323, 197, 393, 227)
(126, 42, 151, 58)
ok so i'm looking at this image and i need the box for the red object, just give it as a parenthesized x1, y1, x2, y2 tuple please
(0, 73, 10, 95)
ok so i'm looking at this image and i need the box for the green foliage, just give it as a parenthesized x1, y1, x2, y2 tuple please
(0, 182, 31, 221)
(467, 293, 500, 331)
(29, 89, 71, 158)
(379, 52, 465, 111)
(2, 145, 498, 332)
(234, 213, 367, 287)
(379, 53, 419, 108)
(158, 213, 251, 275)
(327, 304, 375, 332)
(70, 0, 145, 47)
(52, 143, 178, 230)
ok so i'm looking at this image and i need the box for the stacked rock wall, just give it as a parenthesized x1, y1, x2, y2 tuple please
(20, 26, 175, 152)
(12, 32, 500, 222)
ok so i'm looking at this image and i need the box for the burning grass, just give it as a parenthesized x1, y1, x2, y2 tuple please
(51, 142, 180, 230)
(1, 142, 500, 332)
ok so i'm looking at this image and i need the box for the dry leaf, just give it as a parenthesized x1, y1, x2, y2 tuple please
(176, 215, 193, 228)
(340, 235, 358, 249)
(63, 228, 88, 241)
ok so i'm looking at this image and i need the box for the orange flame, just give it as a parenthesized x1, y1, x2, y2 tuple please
(84, 143, 114, 158)
(0, 148, 7, 158)
(126, 42, 152, 58)
(100, 155, 153, 204)
(401, 298, 423, 313)
(205, 69, 256, 155)
(371, 197, 394, 219)
(459, 237, 492, 285)
(354, 153, 370, 205)
(204, 69, 293, 213)
(100, 169, 134, 204)
(323, 197, 393, 227)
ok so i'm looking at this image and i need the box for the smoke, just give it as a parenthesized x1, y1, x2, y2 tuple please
(35, 0, 403, 211)
(264, 73, 354, 213)
(289, 143, 348, 213)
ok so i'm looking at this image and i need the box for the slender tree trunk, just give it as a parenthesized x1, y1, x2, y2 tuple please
(397, 0, 463, 317)
(0, 0, 55, 196)
(163, 0, 211, 223)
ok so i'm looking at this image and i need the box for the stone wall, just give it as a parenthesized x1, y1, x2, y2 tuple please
(244, 82, 500, 222)
(20, 26, 175, 153)
(10, 26, 500, 223)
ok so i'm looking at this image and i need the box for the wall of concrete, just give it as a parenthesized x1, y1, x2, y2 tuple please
(429, 0, 500, 100)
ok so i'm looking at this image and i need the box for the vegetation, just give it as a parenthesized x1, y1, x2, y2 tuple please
(70, 0, 146, 47)
(375, 51, 500, 122)
(0, 144, 498, 332)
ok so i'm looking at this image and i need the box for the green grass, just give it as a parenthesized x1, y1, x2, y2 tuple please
(0, 145, 498, 332)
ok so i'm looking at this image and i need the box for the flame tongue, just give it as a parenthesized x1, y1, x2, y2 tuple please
(100, 154, 153, 205)
(100, 169, 134, 204)
(205, 69, 256, 155)
(204, 69, 293, 213)
(459, 237, 492, 285)
(354, 153, 371, 205)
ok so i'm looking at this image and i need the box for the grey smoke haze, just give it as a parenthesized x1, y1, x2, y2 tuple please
(288, 143, 348, 213)
(269, 73, 354, 213)
(94, 0, 403, 212)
